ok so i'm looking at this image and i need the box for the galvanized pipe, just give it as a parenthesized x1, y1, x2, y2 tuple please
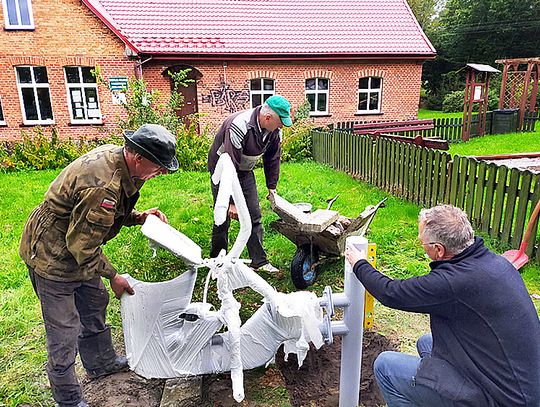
(339, 236, 367, 407)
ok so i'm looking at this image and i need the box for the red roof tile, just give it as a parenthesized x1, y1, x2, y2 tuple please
(83, 0, 436, 57)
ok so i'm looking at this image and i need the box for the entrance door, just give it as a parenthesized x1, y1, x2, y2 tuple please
(166, 65, 202, 126)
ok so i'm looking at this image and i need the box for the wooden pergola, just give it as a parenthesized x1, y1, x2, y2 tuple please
(496, 57, 540, 130)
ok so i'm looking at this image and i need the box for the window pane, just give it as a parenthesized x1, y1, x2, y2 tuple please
(263, 93, 273, 102)
(17, 67, 32, 84)
(358, 92, 368, 110)
(263, 79, 274, 90)
(250, 79, 261, 91)
(19, 0, 31, 26)
(22, 88, 38, 120)
(252, 94, 262, 107)
(6, 0, 18, 25)
(37, 88, 53, 120)
(65, 67, 80, 83)
(85, 88, 100, 119)
(317, 93, 327, 111)
(307, 93, 315, 112)
(82, 67, 95, 83)
(305, 79, 316, 90)
(371, 78, 381, 89)
(318, 78, 328, 90)
(359, 78, 369, 89)
(70, 88, 84, 119)
(0, 99, 4, 122)
(369, 93, 379, 111)
(33, 67, 48, 84)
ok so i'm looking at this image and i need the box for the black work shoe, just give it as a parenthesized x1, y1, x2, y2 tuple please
(87, 356, 129, 379)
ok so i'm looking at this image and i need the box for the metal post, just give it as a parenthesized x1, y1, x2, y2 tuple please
(339, 236, 367, 407)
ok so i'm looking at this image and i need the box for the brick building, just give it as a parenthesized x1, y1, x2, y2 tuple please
(0, 0, 435, 140)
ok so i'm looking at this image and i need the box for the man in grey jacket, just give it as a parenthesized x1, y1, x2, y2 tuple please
(208, 95, 292, 273)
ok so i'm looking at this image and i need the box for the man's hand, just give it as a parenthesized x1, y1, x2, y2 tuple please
(267, 189, 276, 200)
(138, 207, 168, 224)
(110, 274, 135, 299)
(228, 203, 238, 220)
(345, 245, 367, 267)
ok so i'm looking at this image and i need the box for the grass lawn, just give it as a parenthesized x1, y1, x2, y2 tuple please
(1, 155, 539, 405)
(418, 108, 462, 119)
(448, 130, 540, 156)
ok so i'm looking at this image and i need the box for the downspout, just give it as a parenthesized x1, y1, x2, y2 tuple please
(134, 56, 154, 79)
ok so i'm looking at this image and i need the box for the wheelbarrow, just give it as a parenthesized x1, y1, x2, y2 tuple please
(269, 194, 386, 289)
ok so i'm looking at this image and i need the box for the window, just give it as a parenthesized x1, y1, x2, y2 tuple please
(0, 97, 5, 125)
(64, 66, 102, 123)
(16, 66, 54, 124)
(357, 77, 382, 113)
(2, 0, 34, 29)
(250, 78, 275, 108)
(305, 78, 329, 115)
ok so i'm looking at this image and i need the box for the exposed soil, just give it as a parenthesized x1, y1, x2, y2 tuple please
(81, 330, 397, 407)
(276, 331, 399, 407)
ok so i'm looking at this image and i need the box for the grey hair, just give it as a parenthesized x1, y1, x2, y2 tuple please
(419, 205, 474, 255)
(260, 102, 278, 117)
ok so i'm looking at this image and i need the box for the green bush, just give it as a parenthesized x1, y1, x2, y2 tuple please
(442, 89, 500, 113)
(175, 116, 212, 171)
(281, 118, 316, 162)
(442, 91, 464, 112)
(0, 127, 124, 172)
(8, 127, 94, 171)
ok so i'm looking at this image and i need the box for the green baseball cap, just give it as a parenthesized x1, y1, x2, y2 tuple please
(266, 95, 292, 127)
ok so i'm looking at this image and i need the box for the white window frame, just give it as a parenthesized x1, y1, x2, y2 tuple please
(2, 0, 35, 30)
(0, 96, 5, 125)
(64, 66, 102, 124)
(16, 66, 54, 125)
(305, 77, 329, 116)
(249, 78, 275, 108)
(357, 77, 383, 114)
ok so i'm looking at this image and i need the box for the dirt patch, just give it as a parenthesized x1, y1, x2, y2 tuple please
(276, 331, 399, 407)
(80, 330, 397, 406)
(82, 371, 164, 407)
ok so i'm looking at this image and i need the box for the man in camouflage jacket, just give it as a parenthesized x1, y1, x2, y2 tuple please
(20, 124, 178, 407)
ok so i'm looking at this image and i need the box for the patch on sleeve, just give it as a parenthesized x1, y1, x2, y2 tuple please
(100, 198, 116, 209)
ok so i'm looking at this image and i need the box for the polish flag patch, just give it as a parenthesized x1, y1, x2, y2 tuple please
(100, 199, 115, 209)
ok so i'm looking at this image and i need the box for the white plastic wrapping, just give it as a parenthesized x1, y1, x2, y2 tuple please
(121, 153, 324, 402)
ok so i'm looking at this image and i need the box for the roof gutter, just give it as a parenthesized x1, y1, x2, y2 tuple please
(143, 53, 436, 62)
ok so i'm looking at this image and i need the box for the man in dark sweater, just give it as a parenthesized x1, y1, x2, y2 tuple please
(208, 95, 292, 273)
(346, 205, 540, 407)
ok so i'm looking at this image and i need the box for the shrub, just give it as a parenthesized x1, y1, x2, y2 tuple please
(10, 127, 94, 170)
(175, 116, 212, 171)
(281, 119, 316, 162)
(0, 127, 124, 172)
(442, 89, 500, 113)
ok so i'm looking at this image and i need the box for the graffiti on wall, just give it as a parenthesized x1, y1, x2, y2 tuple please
(201, 81, 250, 113)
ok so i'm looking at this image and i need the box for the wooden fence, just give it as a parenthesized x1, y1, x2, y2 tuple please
(312, 129, 540, 261)
(332, 109, 539, 142)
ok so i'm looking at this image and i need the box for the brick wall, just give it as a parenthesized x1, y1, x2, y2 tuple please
(0, 0, 136, 140)
(142, 59, 424, 133)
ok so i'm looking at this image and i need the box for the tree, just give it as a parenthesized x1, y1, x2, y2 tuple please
(422, 0, 540, 108)
(407, 0, 437, 30)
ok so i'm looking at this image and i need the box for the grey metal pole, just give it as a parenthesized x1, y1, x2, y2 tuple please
(339, 236, 367, 407)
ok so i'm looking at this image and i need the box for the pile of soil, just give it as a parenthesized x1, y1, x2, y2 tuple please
(82, 330, 398, 406)
(276, 331, 399, 407)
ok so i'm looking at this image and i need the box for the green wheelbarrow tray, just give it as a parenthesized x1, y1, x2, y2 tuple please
(269, 194, 387, 289)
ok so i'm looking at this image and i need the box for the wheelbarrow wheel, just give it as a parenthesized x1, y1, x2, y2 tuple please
(291, 244, 319, 289)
